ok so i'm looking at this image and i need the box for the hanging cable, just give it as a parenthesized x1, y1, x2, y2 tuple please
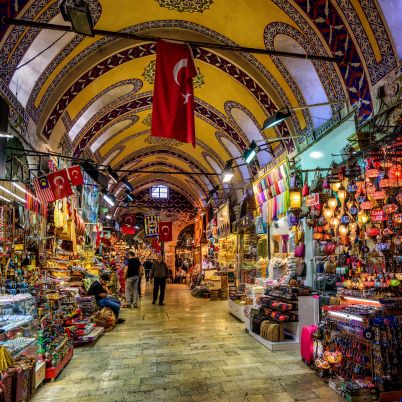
(15, 32, 69, 71)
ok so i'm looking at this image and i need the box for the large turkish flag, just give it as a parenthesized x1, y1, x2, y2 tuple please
(47, 169, 74, 201)
(151, 40, 197, 147)
(158, 221, 173, 242)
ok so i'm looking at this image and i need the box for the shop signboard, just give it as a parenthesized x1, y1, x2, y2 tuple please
(370, 209, 386, 223)
(306, 193, 320, 207)
(216, 201, 230, 236)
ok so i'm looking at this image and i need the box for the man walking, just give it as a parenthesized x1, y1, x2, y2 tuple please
(150, 254, 169, 305)
(124, 250, 142, 308)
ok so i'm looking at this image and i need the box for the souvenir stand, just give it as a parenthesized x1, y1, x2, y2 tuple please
(300, 137, 402, 399)
(236, 160, 319, 351)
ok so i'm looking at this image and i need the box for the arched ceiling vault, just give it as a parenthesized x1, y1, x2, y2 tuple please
(0, 0, 399, 213)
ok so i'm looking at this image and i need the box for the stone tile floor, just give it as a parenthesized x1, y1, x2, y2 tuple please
(32, 284, 343, 401)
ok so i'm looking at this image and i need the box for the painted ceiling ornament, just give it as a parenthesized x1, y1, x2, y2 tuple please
(143, 60, 205, 88)
(142, 60, 157, 85)
(144, 135, 184, 147)
(155, 0, 213, 13)
(193, 68, 205, 88)
(142, 113, 152, 126)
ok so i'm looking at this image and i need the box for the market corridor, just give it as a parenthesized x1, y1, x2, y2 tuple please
(33, 285, 342, 402)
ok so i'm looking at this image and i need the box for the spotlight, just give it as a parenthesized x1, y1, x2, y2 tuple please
(262, 109, 291, 130)
(107, 166, 119, 184)
(125, 191, 134, 203)
(122, 179, 134, 192)
(102, 192, 116, 207)
(105, 213, 112, 220)
(222, 161, 234, 183)
(243, 141, 258, 164)
(0, 133, 13, 138)
(59, 0, 94, 36)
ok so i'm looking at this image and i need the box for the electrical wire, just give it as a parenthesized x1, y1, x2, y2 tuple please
(15, 32, 69, 71)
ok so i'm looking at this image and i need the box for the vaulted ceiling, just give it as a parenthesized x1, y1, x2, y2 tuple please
(0, 0, 400, 218)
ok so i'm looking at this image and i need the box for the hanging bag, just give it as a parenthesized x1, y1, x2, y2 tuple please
(302, 171, 309, 197)
(310, 170, 323, 193)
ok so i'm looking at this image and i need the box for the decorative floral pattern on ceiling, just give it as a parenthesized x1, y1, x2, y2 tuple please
(154, 0, 213, 13)
(144, 135, 184, 147)
(142, 59, 205, 88)
(273, 0, 372, 121)
(142, 60, 157, 84)
(142, 113, 152, 126)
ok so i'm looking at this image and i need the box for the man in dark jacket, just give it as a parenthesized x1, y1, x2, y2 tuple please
(150, 254, 169, 305)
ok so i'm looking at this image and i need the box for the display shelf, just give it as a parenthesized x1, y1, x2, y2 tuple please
(45, 347, 73, 381)
(11, 338, 37, 358)
(0, 315, 34, 332)
(228, 299, 246, 322)
(35, 361, 46, 389)
(0, 294, 34, 305)
(74, 326, 104, 346)
(247, 328, 299, 351)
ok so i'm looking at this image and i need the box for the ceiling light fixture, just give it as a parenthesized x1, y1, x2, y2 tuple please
(262, 100, 346, 130)
(125, 191, 134, 203)
(222, 161, 234, 183)
(0, 185, 25, 203)
(59, 0, 94, 36)
(107, 166, 119, 184)
(0, 194, 10, 202)
(262, 110, 291, 130)
(122, 179, 134, 192)
(103, 193, 116, 207)
(0, 133, 13, 138)
(243, 141, 258, 164)
(105, 213, 112, 220)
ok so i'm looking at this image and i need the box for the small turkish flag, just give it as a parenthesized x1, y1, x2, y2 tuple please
(158, 221, 173, 242)
(47, 169, 74, 201)
(67, 165, 84, 186)
(151, 40, 197, 147)
(121, 213, 136, 235)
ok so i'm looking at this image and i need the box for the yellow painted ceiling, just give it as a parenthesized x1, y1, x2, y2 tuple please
(2, 0, 396, 215)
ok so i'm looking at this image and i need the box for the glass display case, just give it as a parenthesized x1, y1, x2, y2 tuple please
(0, 294, 37, 358)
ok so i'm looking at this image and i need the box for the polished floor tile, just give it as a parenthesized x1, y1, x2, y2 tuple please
(32, 284, 343, 402)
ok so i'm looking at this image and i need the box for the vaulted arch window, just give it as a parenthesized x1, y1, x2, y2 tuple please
(151, 185, 169, 199)
(274, 35, 332, 129)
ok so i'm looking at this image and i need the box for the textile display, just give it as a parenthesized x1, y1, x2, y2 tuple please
(253, 161, 290, 223)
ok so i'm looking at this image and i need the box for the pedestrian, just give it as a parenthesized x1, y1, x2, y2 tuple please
(143, 258, 153, 282)
(150, 254, 169, 306)
(124, 250, 142, 308)
(87, 273, 125, 323)
(138, 263, 144, 297)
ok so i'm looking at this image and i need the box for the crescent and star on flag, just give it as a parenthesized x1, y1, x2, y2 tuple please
(173, 58, 192, 105)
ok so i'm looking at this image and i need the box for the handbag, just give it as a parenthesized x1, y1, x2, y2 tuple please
(302, 172, 309, 197)
(310, 171, 323, 193)
(294, 243, 305, 258)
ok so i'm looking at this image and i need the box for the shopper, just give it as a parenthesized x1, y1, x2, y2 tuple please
(138, 264, 144, 298)
(150, 254, 169, 305)
(87, 273, 125, 323)
(125, 250, 142, 308)
(143, 259, 153, 282)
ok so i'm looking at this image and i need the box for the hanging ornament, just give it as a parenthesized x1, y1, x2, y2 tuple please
(383, 204, 398, 214)
(372, 190, 386, 201)
(379, 178, 391, 188)
(366, 168, 379, 179)
(392, 213, 402, 224)
(361, 201, 374, 210)
(389, 164, 402, 179)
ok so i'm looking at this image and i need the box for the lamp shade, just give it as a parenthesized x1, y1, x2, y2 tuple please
(289, 189, 302, 209)
(262, 110, 291, 130)
(328, 197, 338, 210)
